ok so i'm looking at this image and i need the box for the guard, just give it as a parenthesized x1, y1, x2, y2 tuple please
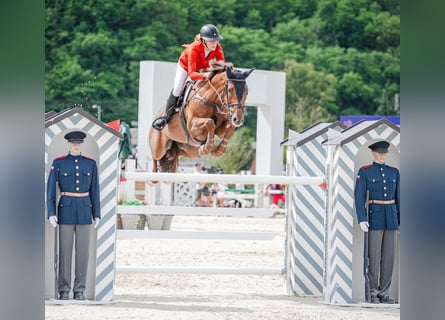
(47, 131, 101, 300)
(354, 140, 400, 304)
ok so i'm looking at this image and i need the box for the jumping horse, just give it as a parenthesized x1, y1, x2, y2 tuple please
(149, 61, 254, 173)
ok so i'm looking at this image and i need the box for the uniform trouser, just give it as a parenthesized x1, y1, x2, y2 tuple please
(368, 229, 396, 297)
(58, 224, 91, 294)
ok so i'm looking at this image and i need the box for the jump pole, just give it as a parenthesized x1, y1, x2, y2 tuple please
(124, 172, 325, 187)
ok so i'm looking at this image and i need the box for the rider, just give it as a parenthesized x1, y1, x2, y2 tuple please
(152, 24, 225, 131)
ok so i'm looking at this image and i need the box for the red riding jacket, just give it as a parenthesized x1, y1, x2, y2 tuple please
(179, 40, 225, 80)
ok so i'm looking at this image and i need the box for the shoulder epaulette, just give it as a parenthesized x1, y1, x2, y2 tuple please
(54, 155, 67, 160)
(361, 164, 372, 169)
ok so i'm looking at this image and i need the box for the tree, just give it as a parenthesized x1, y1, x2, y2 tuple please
(284, 60, 337, 131)
(317, 0, 373, 49)
(364, 12, 400, 53)
(221, 26, 303, 69)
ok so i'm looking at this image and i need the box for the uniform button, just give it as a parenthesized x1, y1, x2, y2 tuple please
(75, 166, 79, 170)
(64, 173, 68, 176)
(372, 179, 375, 182)
(384, 186, 387, 190)
(383, 180, 386, 183)
(76, 187, 79, 191)
(76, 173, 80, 176)
(382, 173, 385, 177)
(87, 173, 90, 176)
(384, 193, 387, 197)
(75, 159, 78, 163)
(380, 168, 383, 171)
(76, 180, 80, 184)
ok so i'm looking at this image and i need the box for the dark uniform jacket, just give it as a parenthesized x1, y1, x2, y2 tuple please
(47, 153, 100, 224)
(354, 162, 400, 230)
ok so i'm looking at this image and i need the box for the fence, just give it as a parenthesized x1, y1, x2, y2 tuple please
(116, 170, 325, 276)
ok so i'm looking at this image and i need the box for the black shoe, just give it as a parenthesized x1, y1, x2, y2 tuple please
(74, 292, 85, 300)
(378, 294, 395, 304)
(370, 295, 380, 303)
(59, 291, 69, 300)
(152, 116, 168, 131)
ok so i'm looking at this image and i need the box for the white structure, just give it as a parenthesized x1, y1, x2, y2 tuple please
(137, 61, 286, 175)
(45, 108, 122, 302)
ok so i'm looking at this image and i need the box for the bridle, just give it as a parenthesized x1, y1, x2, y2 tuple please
(192, 74, 247, 124)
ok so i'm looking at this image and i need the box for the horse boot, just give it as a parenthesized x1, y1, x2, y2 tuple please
(152, 91, 179, 131)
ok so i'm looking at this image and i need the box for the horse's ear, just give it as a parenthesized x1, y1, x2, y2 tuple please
(226, 66, 233, 78)
(244, 68, 254, 78)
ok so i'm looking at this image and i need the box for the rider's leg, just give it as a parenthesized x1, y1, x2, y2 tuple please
(152, 65, 188, 131)
(151, 90, 178, 131)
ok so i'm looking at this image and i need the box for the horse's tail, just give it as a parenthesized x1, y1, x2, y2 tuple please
(158, 142, 179, 173)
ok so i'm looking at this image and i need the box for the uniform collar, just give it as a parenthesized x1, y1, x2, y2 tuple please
(68, 152, 82, 159)
(372, 161, 385, 168)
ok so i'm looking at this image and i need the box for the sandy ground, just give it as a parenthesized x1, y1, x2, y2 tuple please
(45, 216, 400, 320)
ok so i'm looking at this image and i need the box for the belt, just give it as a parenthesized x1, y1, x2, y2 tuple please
(60, 192, 89, 197)
(368, 199, 395, 204)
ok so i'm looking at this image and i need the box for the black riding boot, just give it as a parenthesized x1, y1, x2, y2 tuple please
(152, 91, 179, 131)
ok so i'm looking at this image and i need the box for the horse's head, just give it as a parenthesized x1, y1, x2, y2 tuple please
(224, 67, 254, 127)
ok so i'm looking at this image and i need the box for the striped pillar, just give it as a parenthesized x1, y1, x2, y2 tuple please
(94, 129, 120, 302)
(45, 109, 120, 302)
(285, 123, 344, 296)
(324, 121, 400, 304)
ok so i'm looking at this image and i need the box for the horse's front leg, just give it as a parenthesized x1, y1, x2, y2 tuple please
(189, 117, 216, 156)
(213, 124, 236, 157)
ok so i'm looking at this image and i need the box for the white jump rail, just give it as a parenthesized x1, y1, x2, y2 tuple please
(116, 265, 284, 275)
(118, 204, 280, 217)
(117, 230, 279, 241)
(123, 172, 325, 186)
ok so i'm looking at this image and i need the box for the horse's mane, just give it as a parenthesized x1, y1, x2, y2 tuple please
(208, 60, 234, 79)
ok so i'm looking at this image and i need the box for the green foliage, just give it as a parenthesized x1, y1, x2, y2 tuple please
(284, 60, 337, 131)
(206, 127, 255, 174)
(221, 26, 303, 69)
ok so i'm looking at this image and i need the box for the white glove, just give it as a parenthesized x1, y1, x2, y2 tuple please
(49, 216, 58, 228)
(94, 218, 100, 229)
(359, 221, 369, 232)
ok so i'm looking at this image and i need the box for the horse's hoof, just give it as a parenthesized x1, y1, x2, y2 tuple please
(146, 180, 158, 186)
(199, 145, 207, 156)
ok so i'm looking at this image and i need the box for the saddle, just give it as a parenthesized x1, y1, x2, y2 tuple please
(177, 80, 196, 111)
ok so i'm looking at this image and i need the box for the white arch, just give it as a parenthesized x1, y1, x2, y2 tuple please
(136, 60, 286, 175)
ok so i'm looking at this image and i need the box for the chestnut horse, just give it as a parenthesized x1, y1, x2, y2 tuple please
(149, 62, 254, 173)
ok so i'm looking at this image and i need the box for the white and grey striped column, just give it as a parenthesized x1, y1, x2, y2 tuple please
(285, 125, 343, 296)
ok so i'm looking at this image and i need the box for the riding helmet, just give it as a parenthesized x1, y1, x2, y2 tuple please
(199, 24, 223, 41)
